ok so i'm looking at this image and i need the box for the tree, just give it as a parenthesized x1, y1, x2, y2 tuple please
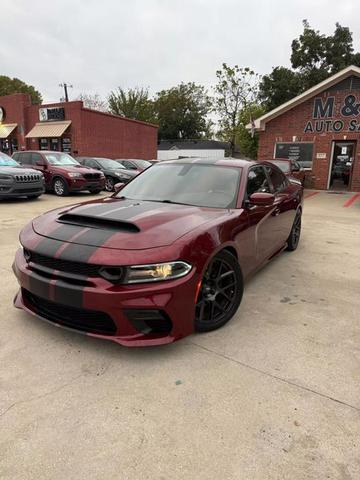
(259, 67, 303, 111)
(214, 63, 260, 156)
(0, 75, 42, 104)
(235, 104, 266, 159)
(154, 82, 212, 140)
(108, 87, 155, 122)
(259, 21, 360, 111)
(77, 93, 107, 112)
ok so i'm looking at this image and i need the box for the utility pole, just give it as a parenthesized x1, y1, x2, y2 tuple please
(59, 83, 73, 102)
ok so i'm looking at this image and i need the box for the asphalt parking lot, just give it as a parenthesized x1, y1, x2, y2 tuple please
(1, 190, 359, 480)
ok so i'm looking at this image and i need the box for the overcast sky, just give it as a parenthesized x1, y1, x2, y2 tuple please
(1, 0, 360, 103)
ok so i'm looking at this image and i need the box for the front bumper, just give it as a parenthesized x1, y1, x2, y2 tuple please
(13, 249, 198, 347)
(67, 178, 105, 192)
(0, 181, 44, 198)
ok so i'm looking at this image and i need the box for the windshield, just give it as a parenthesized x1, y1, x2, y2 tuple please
(271, 160, 290, 173)
(0, 152, 19, 167)
(116, 163, 241, 209)
(133, 159, 151, 168)
(44, 153, 79, 166)
(96, 158, 125, 169)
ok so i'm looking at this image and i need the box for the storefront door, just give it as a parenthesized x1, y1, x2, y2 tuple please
(328, 142, 356, 191)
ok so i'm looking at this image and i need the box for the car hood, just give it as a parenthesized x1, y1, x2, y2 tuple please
(0, 166, 42, 175)
(52, 165, 99, 174)
(32, 197, 230, 250)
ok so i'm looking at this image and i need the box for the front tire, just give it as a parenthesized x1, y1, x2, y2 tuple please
(105, 176, 115, 192)
(89, 189, 101, 194)
(27, 194, 41, 200)
(195, 250, 243, 332)
(53, 177, 69, 196)
(286, 211, 302, 251)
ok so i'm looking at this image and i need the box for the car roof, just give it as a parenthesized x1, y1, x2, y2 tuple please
(159, 157, 255, 168)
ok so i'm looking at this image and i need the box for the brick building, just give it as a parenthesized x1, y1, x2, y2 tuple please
(0, 93, 157, 159)
(251, 65, 360, 192)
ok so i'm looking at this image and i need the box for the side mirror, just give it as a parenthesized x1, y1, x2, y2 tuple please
(292, 165, 300, 172)
(249, 192, 274, 206)
(114, 182, 125, 194)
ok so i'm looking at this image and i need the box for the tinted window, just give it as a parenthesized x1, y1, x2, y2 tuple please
(247, 167, 271, 197)
(31, 153, 43, 165)
(121, 160, 136, 169)
(17, 152, 32, 164)
(117, 164, 241, 209)
(266, 166, 287, 192)
(95, 158, 122, 170)
(84, 159, 97, 168)
(271, 160, 290, 173)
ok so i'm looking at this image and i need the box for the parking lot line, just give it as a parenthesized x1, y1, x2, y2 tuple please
(304, 191, 320, 200)
(343, 193, 360, 208)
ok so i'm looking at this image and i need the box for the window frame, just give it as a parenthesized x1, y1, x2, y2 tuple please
(245, 165, 272, 201)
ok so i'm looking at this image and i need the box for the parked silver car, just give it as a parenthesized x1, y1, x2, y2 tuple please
(0, 152, 44, 199)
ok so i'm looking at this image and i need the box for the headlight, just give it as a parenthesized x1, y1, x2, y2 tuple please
(125, 261, 192, 283)
(68, 172, 82, 178)
(99, 172, 105, 177)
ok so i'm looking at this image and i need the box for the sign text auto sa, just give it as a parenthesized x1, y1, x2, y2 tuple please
(304, 95, 360, 133)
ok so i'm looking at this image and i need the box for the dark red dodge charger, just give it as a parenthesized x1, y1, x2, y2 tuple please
(13, 158, 303, 347)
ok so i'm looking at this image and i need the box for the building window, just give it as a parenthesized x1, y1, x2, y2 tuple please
(275, 142, 314, 169)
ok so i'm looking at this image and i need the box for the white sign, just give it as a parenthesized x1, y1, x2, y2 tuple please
(316, 153, 327, 159)
(0, 106, 5, 122)
(39, 108, 48, 121)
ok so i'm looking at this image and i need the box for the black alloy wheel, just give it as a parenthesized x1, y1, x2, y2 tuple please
(195, 250, 243, 332)
(286, 211, 302, 251)
(105, 176, 115, 192)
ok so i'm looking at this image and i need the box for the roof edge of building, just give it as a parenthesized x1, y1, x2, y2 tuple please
(246, 65, 360, 132)
(81, 106, 159, 129)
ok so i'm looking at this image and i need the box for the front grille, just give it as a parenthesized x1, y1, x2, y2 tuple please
(23, 289, 117, 335)
(83, 173, 101, 181)
(15, 174, 41, 183)
(27, 250, 103, 277)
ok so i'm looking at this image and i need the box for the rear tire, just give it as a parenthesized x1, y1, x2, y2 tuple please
(286, 211, 302, 251)
(195, 250, 243, 332)
(53, 177, 69, 196)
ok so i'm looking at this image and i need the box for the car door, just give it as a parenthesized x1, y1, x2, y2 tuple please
(265, 164, 295, 246)
(30, 152, 51, 187)
(242, 165, 280, 266)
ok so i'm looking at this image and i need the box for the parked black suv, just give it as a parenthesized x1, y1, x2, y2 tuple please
(77, 157, 138, 191)
(0, 152, 44, 199)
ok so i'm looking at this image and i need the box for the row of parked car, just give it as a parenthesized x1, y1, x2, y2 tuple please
(0, 150, 153, 199)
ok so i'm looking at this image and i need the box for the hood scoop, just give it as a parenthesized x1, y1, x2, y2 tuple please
(57, 213, 140, 232)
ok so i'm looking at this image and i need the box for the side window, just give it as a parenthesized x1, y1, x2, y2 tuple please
(247, 167, 271, 197)
(18, 152, 32, 164)
(12, 153, 19, 161)
(85, 159, 96, 168)
(31, 153, 43, 165)
(266, 166, 287, 193)
(123, 161, 135, 169)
